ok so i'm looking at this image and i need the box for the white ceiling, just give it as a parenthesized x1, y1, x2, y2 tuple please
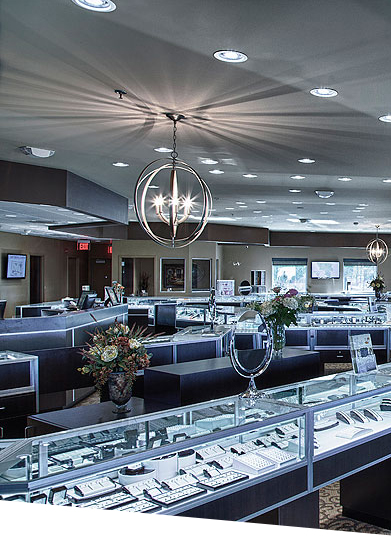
(2, 0, 391, 236)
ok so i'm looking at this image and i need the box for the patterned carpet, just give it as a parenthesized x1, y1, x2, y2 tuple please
(320, 482, 390, 535)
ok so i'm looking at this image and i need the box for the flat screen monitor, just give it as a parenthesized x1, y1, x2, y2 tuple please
(311, 261, 340, 279)
(6, 255, 27, 279)
(77, 292, 97, 310)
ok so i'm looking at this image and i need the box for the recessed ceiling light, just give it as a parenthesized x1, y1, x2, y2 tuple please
(243, 174, 257, 178)
(112, 162, 129, 167)
(326, 202, 336, 206)
(289, 213, 298, 216)
(236, 201, 245, 205)
(315, 190, 334, 198)
(71, 0, 116, 12)
(287, 218, 300, 223)
(338, 177, 352, 181)
(379, 114, 391, 123)
(290, 175, 305, 180)
(240, 205, 248, 208)
(199, 158, 218, 165)
(298, 158, 315, 164)
(20, 146, 55, 158)
(292, 201, 302, 204)
(358, 204, 368, 207)
(209, 169, 224, 174)
(253, 210, 262, 214)
(225, 207, 235, 210)
(320, 211, 329, 215)
(310, 88, 338, 98)
(352, 210, 361, 213)
(289, 189, 301, 193)
(213, 50, 248, 63)
(5, 214, 17, 218)
(382, 179, 391, 183)
(154, 147, 172, 153)
(256, 200, 266, 204)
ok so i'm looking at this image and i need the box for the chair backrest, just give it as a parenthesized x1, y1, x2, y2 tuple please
(0, 300, 6, 319)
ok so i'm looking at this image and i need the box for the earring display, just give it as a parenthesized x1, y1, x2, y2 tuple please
(195, 444, 225, 461)
(232, 453, 276, 475)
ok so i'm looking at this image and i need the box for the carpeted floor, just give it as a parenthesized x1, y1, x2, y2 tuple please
(319, 482, 390, 535)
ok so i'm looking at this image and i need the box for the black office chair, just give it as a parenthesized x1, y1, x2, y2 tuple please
(154, 303, 177, 335)
(0, 300, 6, 319)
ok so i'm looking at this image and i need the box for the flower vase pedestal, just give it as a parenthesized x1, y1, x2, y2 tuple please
(108, 370, 132, 414)
(271, 322, 286, 359)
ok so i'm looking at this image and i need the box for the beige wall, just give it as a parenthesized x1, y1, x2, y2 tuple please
(0, 231, 81, 317)
(221, 244, 391, 294)
(112, 240, 219, 296)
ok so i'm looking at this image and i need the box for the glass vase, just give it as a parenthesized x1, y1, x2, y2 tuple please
(108, 370, 132, 414)
(271, 322, 286, 359)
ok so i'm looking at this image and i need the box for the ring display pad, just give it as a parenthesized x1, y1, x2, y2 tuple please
(229, 310, 273, 404)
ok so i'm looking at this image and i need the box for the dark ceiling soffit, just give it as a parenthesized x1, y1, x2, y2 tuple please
(52, 221, 270, 244)
(270, 231, 391, 248)
(66, 172, 128, 225)
(50, 222, 128, 240)
(0, 160, 128, 224)
(0, 160, 66, 206)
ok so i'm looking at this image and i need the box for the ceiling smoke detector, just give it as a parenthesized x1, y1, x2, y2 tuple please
(315, 190, 334, 199)
(20, 146, 55, 158)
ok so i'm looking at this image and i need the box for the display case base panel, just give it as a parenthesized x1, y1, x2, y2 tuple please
(340, 458, 391, 530)
(249, 491, 319, 529)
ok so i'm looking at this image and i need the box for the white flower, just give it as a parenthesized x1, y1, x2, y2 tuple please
(101, 345, 118, 362)
(260, 301, 274, 317)
(129, 339, 142, 350)
(283, 297, 298, 310)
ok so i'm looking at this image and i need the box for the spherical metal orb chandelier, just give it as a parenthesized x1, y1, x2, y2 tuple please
(366, 225, 388, 265)
(134, 113, 212, 248)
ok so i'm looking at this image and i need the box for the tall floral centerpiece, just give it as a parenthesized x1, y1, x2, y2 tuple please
(79, 321, 152, 413)
(250, 287, 300, 358)
(369, 274, 385, 300)
(112, 281, 125, 303)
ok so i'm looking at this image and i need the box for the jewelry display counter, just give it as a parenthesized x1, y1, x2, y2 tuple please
(4, 366, 391, 527)
(0, 396, 307, 522)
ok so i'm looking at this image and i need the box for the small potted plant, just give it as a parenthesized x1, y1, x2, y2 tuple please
(369, 274, 385, 300)
(78, 321, 152, 414)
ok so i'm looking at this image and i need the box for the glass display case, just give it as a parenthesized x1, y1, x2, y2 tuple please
(296, 311, 388, 328)
(0, 395, 306, 515)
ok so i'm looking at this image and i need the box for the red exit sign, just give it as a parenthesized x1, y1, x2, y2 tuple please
(77, 240, 90, 251)
(108, 245, 112, 254)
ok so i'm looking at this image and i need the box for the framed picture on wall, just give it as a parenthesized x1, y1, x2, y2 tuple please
(161, 259, 185, 291)
(192, 259, 211, 291)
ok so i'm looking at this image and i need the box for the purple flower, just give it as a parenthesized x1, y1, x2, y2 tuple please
(285, 288, 298, 297)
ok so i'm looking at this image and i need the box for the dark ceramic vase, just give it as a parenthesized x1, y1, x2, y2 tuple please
(107, 370, 132, 414)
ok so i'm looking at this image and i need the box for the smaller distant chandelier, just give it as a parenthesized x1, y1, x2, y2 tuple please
(366, 225, 388, 265)
(134, 113, 212, 248)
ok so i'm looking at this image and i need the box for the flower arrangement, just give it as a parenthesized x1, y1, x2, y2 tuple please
(250, 287, 300, 328)
(369, 275, 385, 293)
(112, 281, 125, 301)
(78, 321, 152, 391)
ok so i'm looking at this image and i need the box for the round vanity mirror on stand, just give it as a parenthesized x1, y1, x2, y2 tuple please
(229, 309, 273, 404)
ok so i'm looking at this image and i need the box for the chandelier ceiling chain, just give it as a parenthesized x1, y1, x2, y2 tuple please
(133, 113, 212, 248)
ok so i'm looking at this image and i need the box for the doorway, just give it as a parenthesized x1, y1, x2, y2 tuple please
(121, 257, 154, 296)
(30, 255, 43, 304)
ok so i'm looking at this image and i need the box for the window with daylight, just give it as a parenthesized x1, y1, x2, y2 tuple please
(343, 259, 377, 293)
(272, 258, 307, 292)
